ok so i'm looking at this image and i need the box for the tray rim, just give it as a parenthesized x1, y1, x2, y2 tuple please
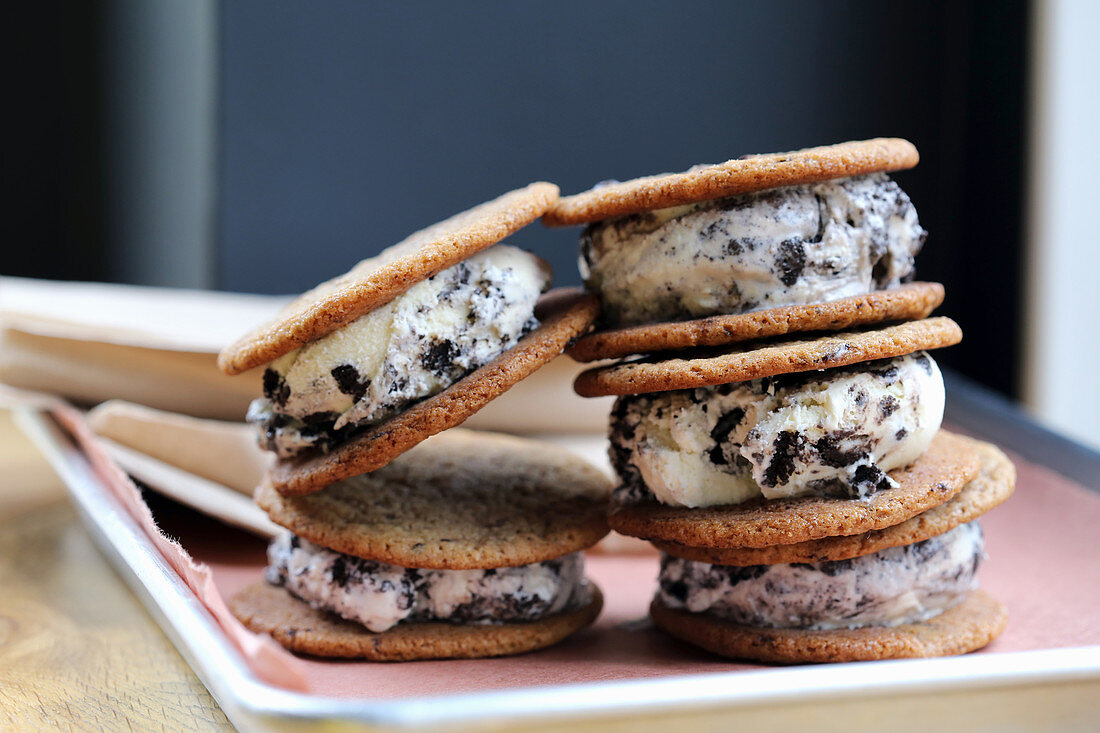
(15, 395, 1100, 732)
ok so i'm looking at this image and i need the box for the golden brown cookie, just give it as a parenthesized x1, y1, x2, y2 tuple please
(257, 428, 611, 569)
(232, 581, 603, 661)
(654, 437, 1013, 565)
(650, 590, 1006, 663)
(219, 182, 559, 375)
(567, 283, 944, 362)
(610, 430, 980, 549)
(543, 138, 918, 227)
(270, 288, 599, 495)
(574, 317, 961, 397)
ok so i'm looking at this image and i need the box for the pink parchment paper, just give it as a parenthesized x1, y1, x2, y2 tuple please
(50, 406, 310, 691)
(60, 406, 1100, 700)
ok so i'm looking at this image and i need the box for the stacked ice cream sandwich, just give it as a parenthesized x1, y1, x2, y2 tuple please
(219, 184, 612, 660)
(550, 139, 1015, 663)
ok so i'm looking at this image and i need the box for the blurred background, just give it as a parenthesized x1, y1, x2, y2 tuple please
(8, 0, 1098, 449)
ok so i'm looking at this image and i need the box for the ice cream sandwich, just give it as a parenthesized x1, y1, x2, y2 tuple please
(585, 321, 973, 527)
(545, 138, 942, 362)
(230, 429, 611, 660)
(590, 327, 1010, 664)
(557, 139, 1012, 661)
(651, 537, 1007, 663)
(218, 183, 600, 495)
(650, 438, 1014, 663)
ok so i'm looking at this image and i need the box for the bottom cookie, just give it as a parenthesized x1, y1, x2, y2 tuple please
(650, 590, 1006, 663)
(611, 430, 980, 550)
(652, 437, 1014, 566)
(231, 580, 603, 661)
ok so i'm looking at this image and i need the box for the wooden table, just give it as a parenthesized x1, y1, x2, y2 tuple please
(0, 411, 231, 731)
(1, 399, 1097, 732)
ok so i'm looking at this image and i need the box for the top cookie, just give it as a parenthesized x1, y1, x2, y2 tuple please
(256, 428, 612, 570)
(574, 317, 961, 397)
(218, 182, 559, 375)
(543, 139, 918, 227)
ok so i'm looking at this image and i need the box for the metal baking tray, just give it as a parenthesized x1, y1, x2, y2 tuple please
(16, 372, 1100, 732)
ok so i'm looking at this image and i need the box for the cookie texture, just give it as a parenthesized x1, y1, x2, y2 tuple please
(544, 139, 918, 227)
(219, 182, 559, 375)
(231, 581, 603, 661)
(258, 428, 611, 569)
(270, 288, 599, 495)
(609, 430, 980, 549)
(574, 317, 961, 397)
(567, 282, 944, 362)
(654, 437, 1013, 565)
(650, 589, 1006, 663)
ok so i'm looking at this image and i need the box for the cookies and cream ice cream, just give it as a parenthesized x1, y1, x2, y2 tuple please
(266, 532, 588, 633)
(610, 352, 945, 507)
(249, 245, 549, 457)
(581, 173, 925, 326)
(658, 522, 983, 630)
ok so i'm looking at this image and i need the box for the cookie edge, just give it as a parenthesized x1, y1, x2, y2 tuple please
(650, 590, 1006, 663)
(574, 317, 962, 397)
(567, 283, 945, 362)
(654, 437, 1014, 564)
(544, 138, 918, 226)
(608, 430, 981, 549)
(219, 181, 559, 375)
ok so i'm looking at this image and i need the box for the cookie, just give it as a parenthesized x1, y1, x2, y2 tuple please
(654, 437, 1013, 564)
(610, 430, 980, 549)
(543, 138, 918, 227)
(257, 428, 611, 569)
(219, 182, 559, 375)
(574, 317, 961, 397)
(567, 282, 944, 362)
(231, 581, 603, 661)
(650, 589, 1006, 663)
(269, 288, 600, 495)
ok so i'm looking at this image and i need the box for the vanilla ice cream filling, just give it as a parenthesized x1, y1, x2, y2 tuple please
(609, 352, 945, 507)
(658, 522, 983, 630)
(249, 245, 549, 457)
(581, 173, 926, 326)
(265, 532, 588, 633)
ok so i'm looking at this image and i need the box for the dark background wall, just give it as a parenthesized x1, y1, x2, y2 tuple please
(9, 3, 106, 282)
(11, 1, 1029, 398)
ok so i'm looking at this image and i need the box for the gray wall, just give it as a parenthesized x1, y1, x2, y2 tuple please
(216, 0, 1027, 395)
(218, 2, 960, 291)
(104, 0, 217, 288)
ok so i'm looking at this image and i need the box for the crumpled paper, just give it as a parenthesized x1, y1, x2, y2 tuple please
(0, 277, 283, 419)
